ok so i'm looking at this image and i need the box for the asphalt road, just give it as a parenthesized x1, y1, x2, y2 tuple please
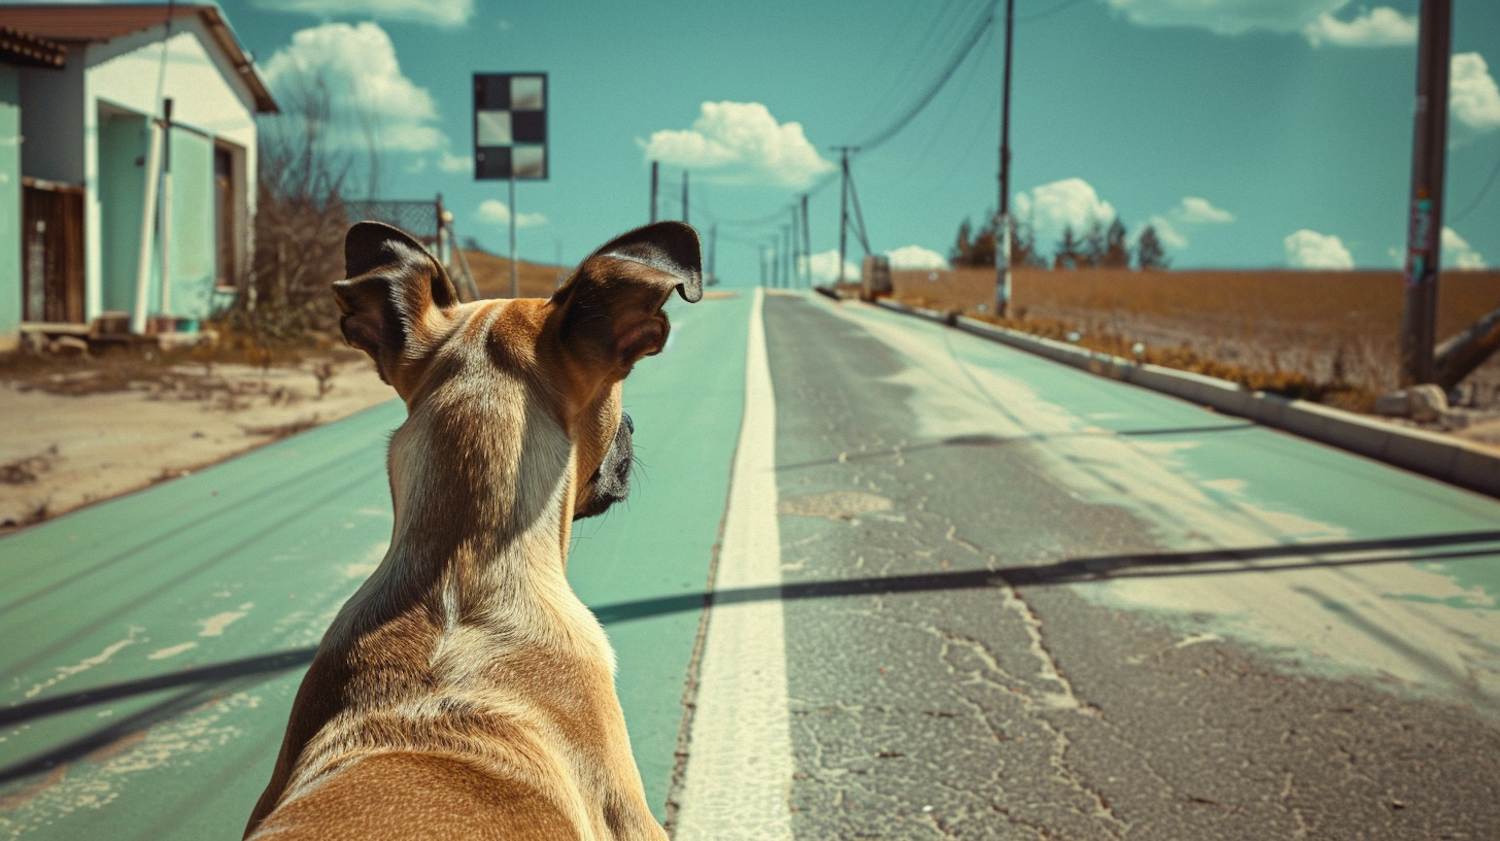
(4, 289, 1500, 840)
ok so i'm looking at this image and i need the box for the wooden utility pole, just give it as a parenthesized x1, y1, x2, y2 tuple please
(830, 147, 859, 285)
(800, 193, 811, 286)
(650, 161, 659, 223)
(1399, 0, 1452, 386)
(995, 0, 1015, 318)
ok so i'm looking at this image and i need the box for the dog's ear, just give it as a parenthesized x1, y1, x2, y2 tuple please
(332, 222, 459, 385)
(550, 221, 703, 374)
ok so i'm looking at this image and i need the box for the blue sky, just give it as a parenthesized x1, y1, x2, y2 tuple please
(202, 1, 1499, 282)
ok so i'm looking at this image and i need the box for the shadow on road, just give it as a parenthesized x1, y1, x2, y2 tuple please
(775, 423, 1258, 471)
(5, 527, 1496, 786)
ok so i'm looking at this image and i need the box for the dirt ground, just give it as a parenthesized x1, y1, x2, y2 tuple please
(0, 347, 396, 533)
(879, 267, 1500, 453)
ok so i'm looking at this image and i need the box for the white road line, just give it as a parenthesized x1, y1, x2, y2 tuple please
(673, 288, 794, 841)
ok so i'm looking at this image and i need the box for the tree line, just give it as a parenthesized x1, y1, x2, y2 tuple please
(951, 213, 1169, 270)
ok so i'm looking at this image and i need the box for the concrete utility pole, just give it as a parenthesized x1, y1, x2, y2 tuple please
(650, 161, 659, 224)
(1399, 0, 1452, 386)
(995, 0, 1015, 318)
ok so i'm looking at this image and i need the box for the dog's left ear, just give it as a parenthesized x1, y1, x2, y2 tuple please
(550, 221, 702, 375)
(333, 221, 459, 386)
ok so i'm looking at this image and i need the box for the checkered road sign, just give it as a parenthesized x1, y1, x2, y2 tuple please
(474, 73, 548, 180)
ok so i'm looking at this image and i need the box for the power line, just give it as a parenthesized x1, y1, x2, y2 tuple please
(852, 0, 1001, 153)
(1449, 143, 1500, 224)
(1016, 0, 1089, 24)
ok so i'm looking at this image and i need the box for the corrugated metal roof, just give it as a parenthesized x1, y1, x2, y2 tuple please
(0, 4, 277, 113)
(0, 25, 66, 68)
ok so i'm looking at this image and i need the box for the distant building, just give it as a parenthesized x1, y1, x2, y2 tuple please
(0, 4, 276, 351)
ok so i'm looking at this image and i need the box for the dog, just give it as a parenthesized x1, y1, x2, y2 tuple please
(243, 220, 702, 840)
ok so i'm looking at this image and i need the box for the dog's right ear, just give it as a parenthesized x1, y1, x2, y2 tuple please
(332, 222, 459, 386)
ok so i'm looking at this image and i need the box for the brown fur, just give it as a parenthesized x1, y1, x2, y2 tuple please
(244, 221, 702, 841)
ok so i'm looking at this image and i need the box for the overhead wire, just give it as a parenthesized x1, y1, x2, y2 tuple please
(1449, 143, 1500, 224)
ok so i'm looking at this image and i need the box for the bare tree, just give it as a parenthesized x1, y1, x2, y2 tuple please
(220, 70, 381, 345)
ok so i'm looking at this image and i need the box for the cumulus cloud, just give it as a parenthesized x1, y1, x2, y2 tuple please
(1106, 0, 1414, 47)
(1443, 227, 1487, 270)
(640, 102, 835, 189)
(885, 245, 949, 271)
(437, 150, 472, 174)
(1451, 53, 1500, 138)
(477, 199, 546, 229)
(1145, 215, 1189, 250)
(1176, 196, 1235, 224)
(1013, 177, 1117, 248)
(253, 0, 472, 28)
(261, 22, 444, 152)
(1303, 6, 1416, 47)
(1284, 229, 1354, 269)
(804, 249, 861, 284)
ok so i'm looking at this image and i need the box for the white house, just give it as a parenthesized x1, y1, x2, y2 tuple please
(0, 4, 276, 350)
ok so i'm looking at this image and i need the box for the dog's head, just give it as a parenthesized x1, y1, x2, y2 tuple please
(332, 221, 701, 525)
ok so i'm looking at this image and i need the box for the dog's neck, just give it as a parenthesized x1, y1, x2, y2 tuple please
(368, 371, 580, 628)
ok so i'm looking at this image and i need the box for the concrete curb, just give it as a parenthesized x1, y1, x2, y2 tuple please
(871, 298, 1500, 499)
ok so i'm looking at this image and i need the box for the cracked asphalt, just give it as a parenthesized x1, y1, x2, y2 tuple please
(763, 293, 1500, 840)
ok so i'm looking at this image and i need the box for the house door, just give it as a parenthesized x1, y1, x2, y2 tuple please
(21, 180, 85, 324)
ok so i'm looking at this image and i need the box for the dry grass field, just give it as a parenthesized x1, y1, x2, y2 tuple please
(461, 248, 571, 299)
(889, 267, 1500, 412)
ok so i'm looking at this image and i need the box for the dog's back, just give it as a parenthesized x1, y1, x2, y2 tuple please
(243, 221, 702, 841)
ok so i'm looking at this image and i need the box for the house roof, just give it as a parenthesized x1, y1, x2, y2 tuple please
(0, 25, 66, 68)
(0, 4, 277, 113)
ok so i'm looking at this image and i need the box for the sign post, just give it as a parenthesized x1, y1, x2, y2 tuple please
(474, 72, 549, 298)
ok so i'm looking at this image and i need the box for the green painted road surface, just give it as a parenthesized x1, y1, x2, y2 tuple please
(0, 292, 750, 839)
(6, 289, 1500, 839)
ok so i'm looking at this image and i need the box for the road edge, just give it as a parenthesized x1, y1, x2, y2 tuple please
(868, 297, 1500, 499)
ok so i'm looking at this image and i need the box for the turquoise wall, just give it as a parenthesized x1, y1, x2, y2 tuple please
(166, 127, 215, 321)
(0, 66, 20, 349)
(97, 111, 147, 315)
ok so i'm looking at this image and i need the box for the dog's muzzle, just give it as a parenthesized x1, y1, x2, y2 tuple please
(575, 412, 633, 520)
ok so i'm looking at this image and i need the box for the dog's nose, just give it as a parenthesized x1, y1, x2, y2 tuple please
(621, 412, 634, 434)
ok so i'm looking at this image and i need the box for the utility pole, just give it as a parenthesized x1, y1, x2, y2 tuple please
(800, 193, 811, 287)
(708, 223, 717, 285)
(682, 170, 689, 225)
(786, 224, 798, 290)
(995, 0, 1015, 318)
(831, 146, 858, 286)
(1399, 0, 1452, 386)
(650, 161, 659, 224)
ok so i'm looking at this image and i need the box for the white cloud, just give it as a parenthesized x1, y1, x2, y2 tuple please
(1013, 177, 1116, 248)
(885, 245, 949, 271)
(1451, 53, 1500, 137)
(1104, 0, 1343, 36)
(261, 22, 444, 153)
(1443, 227, 1487, 270)
(437, 150, 472, 174)
(253, 0, 472, 28)
(1145, 215, 1189, 250)
(1106, 0, 1414, 47)
(1284, 229, 1354, 269)
(1176, 196, 1235, 224)
(804, 249, 861, 284)
(476, 199, 546, 229)
(1304, 7, 1416, 47)
(640, 102, 835, 189)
